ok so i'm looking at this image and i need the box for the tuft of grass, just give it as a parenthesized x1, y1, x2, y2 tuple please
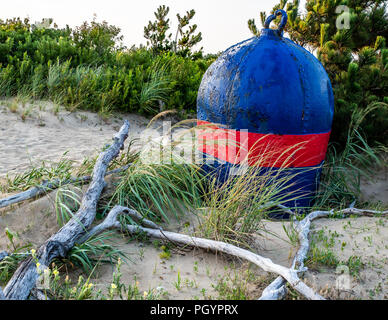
(282, 222, 300, 247)
(159, 245, 171, 260)
(56, 232, 126, 274)
(112, 159, 206, 223)
(7, 99, 19, 113)
(174, 270, 182, 291)
(54, 186, 82, 227)
(198, 162, 305, 247)
(1, 154, 74, 193)
(138, 60, 171, 115)
(306, 245, 339, 269)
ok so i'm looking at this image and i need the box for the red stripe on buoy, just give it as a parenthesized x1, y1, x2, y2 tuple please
(197, 121, 331, 168)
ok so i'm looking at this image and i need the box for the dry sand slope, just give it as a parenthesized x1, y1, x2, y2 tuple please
(0, 99, 387, 300)
(0, 100, 153, 176)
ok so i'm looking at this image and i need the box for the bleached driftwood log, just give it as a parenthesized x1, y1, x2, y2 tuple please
(83, 205, 324, 300)
(0, 164, 131, 209)
(1, 121, 130, 300)
(76, 205, 161, 244)
(259, 208, 388, 300)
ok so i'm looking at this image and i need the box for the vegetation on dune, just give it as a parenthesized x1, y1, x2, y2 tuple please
(0, 10, 213, 117)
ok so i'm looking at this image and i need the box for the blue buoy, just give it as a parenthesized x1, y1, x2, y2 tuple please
(197, 10, 334, 213)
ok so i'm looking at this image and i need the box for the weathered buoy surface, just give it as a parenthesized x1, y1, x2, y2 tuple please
(197, 10, 334, 212)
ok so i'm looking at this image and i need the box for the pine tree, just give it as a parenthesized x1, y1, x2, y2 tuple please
(144, 5, 173, 54)
(248, 0, 388, 147)
(144, 6, 203, 57)
(175, 10, 203, 56)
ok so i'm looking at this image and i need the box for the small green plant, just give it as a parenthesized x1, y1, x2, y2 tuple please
(20, 104, 34, 121)
(306, 246, 339, 269)
(193, 261, 199, 273)
(152, 240, 162, 249)
(346, 256, 363, 278)
(108, 257, 126, 299)
(212, 266, 260, 300)
(5, 228, 17, 251)
(7, 99, 18, 113)
(159, 245, 171, 260)
(45, 271, 97, 300)
(174, 270, 182, 291)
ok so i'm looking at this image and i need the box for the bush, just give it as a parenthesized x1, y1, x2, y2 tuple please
(0, 17, 213, 117)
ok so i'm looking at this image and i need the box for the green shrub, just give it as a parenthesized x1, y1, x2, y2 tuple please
(0, 17, 213, 117)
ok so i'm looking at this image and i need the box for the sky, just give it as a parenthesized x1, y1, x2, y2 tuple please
(1, 0, 306, 54)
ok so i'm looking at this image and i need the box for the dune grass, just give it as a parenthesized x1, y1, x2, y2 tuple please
(0, 155, 74, 194)
(315, 102, 387, 209)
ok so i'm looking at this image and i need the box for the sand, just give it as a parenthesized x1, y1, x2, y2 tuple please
(0, 99, 154, 176)
(0, 98, 387, 300)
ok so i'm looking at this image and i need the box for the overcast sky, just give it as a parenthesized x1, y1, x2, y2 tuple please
(1, 0, 307, 53)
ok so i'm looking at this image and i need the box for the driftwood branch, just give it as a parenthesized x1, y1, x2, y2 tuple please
(77, 205, 161, 244)
(0, 165, 131, 210)
(121, 223, 324, 300)
(2, 121, 130, 300)
(259, 207, 388, 300)
(85, 205, 324, 300)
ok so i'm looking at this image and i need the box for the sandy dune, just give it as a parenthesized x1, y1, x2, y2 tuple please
(0, 100, 152, 177)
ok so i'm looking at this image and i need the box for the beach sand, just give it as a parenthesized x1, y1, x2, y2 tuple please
(0, 99, 153, 177)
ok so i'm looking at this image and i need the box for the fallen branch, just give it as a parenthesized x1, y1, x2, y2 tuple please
(122, 223, 324, 299)
(2, 121, 130, 300)
(76, 205, 161, 244)
(84, 205, 324, 300)
(0, 164, 131, 210)
(259, 207, 388, 300)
